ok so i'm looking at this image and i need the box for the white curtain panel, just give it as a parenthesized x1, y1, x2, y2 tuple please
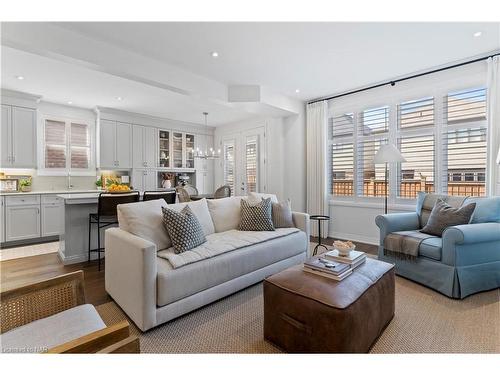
(306, 100, 328, 237)
(487, 56, 500, 195)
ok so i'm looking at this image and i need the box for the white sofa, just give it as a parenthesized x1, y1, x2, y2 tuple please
(105, 194, 310, 331)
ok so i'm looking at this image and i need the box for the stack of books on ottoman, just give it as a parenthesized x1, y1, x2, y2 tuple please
(303, 240, 367, 281)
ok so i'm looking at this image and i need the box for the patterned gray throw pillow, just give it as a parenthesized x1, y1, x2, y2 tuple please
(239, 198, 275, 231)
(420, 199, 476, 237)
(272, 200, 294, 228)
(161, 205, 206, 254)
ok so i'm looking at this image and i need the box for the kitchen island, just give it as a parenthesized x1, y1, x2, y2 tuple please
(58, 193, 101, 264)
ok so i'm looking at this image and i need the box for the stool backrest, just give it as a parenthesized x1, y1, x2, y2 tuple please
(176, 187, 191, 203)
(98, 192, 140, 217)
(143, 191, 176, 204)
(214, 185, 231, 199)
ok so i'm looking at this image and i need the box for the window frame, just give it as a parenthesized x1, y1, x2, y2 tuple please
(327, 66, 489, 206)
(38, 115, 96, 176)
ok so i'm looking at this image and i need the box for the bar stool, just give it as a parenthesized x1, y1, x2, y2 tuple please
(310, 215, 330, 256)
(88, 191, 140, 271)
(143, 190, 176, 204)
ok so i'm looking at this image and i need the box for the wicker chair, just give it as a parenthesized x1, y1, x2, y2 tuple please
(183, 184, 199, 196)
(214, 185, 232, 199)
(0, 271, 139, 354)
(176, 186, 191, 203)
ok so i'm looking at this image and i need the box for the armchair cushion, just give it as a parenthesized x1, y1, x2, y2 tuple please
(418, 237, 442, 261)
(464, 196, 500, 223)
(421, 200, 476, 236)
(416, 192, 467, 228)
(0, 304, 105, 353)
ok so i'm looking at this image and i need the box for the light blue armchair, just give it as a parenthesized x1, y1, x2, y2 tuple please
(375, 192, 500, 299)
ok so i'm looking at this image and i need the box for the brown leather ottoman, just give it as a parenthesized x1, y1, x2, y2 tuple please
(264, 257, 394, 353)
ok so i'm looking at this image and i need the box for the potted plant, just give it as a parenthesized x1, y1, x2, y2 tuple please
(95, 177, 103, 190)
(19, 177, 32, 192)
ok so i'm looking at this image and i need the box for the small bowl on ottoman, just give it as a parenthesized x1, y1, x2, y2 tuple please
(333, 240, 356, 257)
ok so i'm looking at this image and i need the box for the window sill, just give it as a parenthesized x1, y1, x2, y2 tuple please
(329, 199, 415, 212)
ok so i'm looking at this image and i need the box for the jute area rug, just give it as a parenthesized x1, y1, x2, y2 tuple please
(96, 277, 500, 353)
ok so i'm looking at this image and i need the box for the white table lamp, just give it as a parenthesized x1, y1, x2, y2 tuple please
(373, 144, 407, 214)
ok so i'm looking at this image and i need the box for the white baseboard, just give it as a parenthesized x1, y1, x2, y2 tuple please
(58, 249, 102, 265)
(329, 231, 379, 246)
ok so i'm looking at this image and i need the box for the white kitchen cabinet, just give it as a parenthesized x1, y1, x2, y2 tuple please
(132, 169, 157, 191)
(1, 105, 36, 168)
(5, 200, 41, 242)
(99, 120, 132, 169)
(0, 197, 5, 243)
(41, 195, 63, 237)
(133, 125, 157, 168)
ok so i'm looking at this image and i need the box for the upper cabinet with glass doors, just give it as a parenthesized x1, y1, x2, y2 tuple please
(157, 130, 195, 170)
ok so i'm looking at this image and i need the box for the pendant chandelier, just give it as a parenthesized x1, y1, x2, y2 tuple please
(194, 112, 220, 159)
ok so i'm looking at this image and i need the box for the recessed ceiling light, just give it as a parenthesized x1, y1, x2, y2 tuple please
(116, 96, 123, 101)
(15, 75, 24, 80)
(295, 89, 300, 93)
(67, 101, 73, 105)
(211, 51, 219, 58)
(473, 31, 482, 37)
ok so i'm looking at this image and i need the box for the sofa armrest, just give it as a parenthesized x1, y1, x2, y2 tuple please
(442, 222, 500, 266)
(375, 212, 420, 245)
(292, 211, 310, 239)
(105, 228, 157, 331)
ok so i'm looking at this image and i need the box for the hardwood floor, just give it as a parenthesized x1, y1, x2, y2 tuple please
(1, 236, 378, 307)
(0, 253, 111, 306)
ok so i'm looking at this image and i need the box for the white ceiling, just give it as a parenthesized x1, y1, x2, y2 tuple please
(58, 22, 500, 100)
(1, 22, 499, 126)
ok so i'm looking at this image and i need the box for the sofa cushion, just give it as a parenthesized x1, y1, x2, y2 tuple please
(118, 198, 214, 251)
(418, 237, 442, 261)
(162, 206, 207, 254)
(156, 229, 307, 306)
(272, 200, 294, 228)
(0, 304, 106, 353)
(464, 196, 500, 224)
(239, 198, 275, 231)
(118, 199, 171, 250)
(416, 192, 467, 228)
(165, 199, 215, 237)
(421, 200, 476, 236)
(207, 196, 243, 232)
(248, 192, 279, 204)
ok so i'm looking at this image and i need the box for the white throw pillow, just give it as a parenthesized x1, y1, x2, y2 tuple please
(164, 198, 215, 236)
(247, 192, 279, 204)
(207, 196, 243, 232)
(118, 199, 171, 250)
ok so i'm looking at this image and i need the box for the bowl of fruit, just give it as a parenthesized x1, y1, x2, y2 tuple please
(106, 183, 132, 193)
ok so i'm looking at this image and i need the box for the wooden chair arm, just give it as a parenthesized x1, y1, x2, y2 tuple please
(47, 321, 131, 354)
(97, 336, 140, 354)
(0, 271, 85, 334)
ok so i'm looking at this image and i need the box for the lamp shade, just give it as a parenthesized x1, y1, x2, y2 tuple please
(497, 147, 500, 165)
(373, 143, 407, 164)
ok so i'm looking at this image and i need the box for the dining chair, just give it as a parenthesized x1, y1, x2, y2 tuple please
(214, 185, 232, 199)
(176, 187, 191, 203)
(143, 191, 176, 204)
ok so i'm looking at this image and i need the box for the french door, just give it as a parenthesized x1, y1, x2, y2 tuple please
(222, 127, 265, 196)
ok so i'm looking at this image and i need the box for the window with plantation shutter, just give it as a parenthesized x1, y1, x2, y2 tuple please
(223, 140, 235, 196)
(327, 67, 490, 202)
(443, 87, 487, 196)
(245, 137, 258, 193)
(357, 106, 389, 197)
(40, 117, 94, 175)
(329, 113, 355, 196)
(44, 120, 67, 168)
(396, 97, 435, 198)
(70, 123, 90, 169)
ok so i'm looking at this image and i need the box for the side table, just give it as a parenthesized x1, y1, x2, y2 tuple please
(310, 215, 330, 256)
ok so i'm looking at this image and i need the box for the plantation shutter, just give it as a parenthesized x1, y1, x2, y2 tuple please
(44, 119, 66, 168)
(245, 137, 258, 193)
(443, 87, 487, 196)
(70, 123, 90, 169)
(223, 140, 236, 196)
(329, 113, 354, 196)
(397, 97, 435, 198)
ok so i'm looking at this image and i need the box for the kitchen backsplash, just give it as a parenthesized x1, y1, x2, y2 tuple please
(0, 169, 97, 191)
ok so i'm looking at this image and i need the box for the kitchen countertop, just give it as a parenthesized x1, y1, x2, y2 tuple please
(0, 189, 99, 196)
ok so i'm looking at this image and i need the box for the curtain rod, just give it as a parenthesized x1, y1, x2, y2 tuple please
(308, 51, 500, 105)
